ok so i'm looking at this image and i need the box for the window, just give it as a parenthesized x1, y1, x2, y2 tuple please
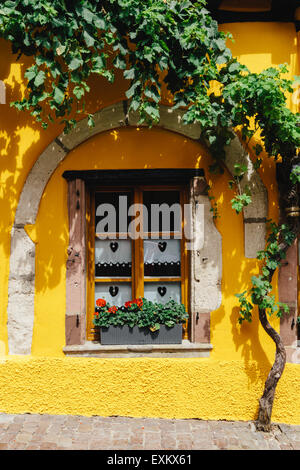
(86, 185, 189, 341)
(63, 168, 217, 356)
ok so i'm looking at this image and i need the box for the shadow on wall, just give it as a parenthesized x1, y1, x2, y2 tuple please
(0, 36, 129, 353)
(0, 54, 38, 349)
(208, 160, 275, 399)
(0, 41, 68, 351)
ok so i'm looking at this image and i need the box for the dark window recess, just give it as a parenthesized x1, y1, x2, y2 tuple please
(143, 191, 181, 233)
(95, 191, 132, 233)
(63, 168, 204, 185)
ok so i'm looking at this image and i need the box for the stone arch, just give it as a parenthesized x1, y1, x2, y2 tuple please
(7, 101, 267, 354)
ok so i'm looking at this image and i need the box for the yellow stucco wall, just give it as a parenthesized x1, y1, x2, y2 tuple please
(0, 22, 299, 423)
(0, 357, 298, 424)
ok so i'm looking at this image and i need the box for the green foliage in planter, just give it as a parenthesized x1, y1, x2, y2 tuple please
(93, 297, 188, 332)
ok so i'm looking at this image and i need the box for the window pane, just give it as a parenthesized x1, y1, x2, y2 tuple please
(95, 282, 132, 306)
(95, 238, 132, 277)
(144, 239, 181, 277)
(143, 191, 181, 233)
(144, 282, 181, 304)
(95, 191, 132, 234)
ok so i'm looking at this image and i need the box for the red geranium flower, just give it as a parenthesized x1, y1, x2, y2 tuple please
(96, 298, 106, 308)
(125, 300, 133, 308)
(108, 306, 118, 314)
(134, 298, 143, 308)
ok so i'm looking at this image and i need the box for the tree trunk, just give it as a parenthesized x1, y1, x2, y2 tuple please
(256, 307, 286, 432)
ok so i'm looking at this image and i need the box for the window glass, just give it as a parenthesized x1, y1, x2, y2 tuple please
(144, 239, 181, 277)
(95, 191, 132, 234)
(95, 282, 132, 306)
(95, 238, 132, 277)
(88, 186, 187, 340)
(143, 190, 181, 233)
(144, 282, 181, 304)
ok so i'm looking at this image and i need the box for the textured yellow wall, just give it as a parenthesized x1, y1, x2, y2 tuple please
(0, 22, 299, 423)
(0, 357, 299, 425)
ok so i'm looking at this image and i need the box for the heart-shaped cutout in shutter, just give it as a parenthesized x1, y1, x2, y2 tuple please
(109, 286, 119, 297)
(110, 241, 119, 253)
(158, 286, 167, 297)
(158, 241, 167, 252)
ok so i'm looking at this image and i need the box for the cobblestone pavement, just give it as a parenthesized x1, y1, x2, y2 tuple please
(0, 413, 299, 450)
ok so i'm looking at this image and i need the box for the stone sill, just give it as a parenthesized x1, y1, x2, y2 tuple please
(63, 340, 212, 358)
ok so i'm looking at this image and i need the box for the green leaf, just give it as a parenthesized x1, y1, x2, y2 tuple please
(53, 87, 65, 104)
(215, 38, 226, 51)
(73, 86, 85, 100)
(83, 30, 95, 48)
(124, 68, 135, 80)
(82, 7, 94, 24)
(290, 165, 300, 184)
(125, 81, 140, 99)
(25, 66, 37, 82)
(231, 194, 252, 214)
(68, 57, 83, 71)
(56, 44, 66, 56)
(113, 55, 126, 70)
(34, 70, 45, 87)
(94, 17, 106, 30)
(228, 62, 240, 73)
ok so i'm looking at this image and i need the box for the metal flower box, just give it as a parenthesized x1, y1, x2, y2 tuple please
(100, 324, 182, 345)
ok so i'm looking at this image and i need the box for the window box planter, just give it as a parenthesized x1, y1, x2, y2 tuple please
(100, 324, 182, 345)
(93, 297, 188, 346)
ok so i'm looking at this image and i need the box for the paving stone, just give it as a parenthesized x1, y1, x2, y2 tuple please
(58, 437, 73, 448)
(0, 415, 14, 424)
(12, 415, 26, 423)
(0, 412, 299, 450)
(40, 443, 58, 450)
(213, 438, 229, 449)
(192, 443, 218, 450)
(161, 437, 177, 449)
(190, 421, 210, 432)
(0, 443, 9, 450)
(6, 423, 23, 433)
(15, 432, 34, 444)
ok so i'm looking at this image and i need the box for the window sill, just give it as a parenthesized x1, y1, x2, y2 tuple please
(63, 340, 212, 358)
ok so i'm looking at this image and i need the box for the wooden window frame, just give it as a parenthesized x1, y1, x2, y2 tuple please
(63, 169, 214, 351)
(86, 184, 190, 341)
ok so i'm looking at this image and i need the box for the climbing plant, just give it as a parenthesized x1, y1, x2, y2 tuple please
(0, 0, 299, 431)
